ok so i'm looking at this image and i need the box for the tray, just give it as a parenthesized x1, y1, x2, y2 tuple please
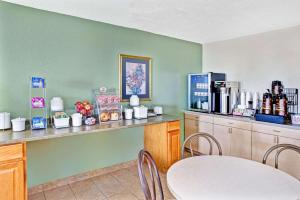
(255, 114, 286, 124)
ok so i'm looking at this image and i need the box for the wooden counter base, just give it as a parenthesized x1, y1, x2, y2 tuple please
(0, 143, 27, 200)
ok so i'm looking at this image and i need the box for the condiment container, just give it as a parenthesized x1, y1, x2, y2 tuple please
(51, 97, 64, 112)
(125, 108, 133, 120)
(53, 112, 69, 128)
(0, 112, 11, 129)
(11, 118, 26, 132)
(72, 113, 82, 127)
(154, 106, 163, 115)
(130, 95, 139, 107)
(134, 106, 148, 119)
(291, 114, 300, 125)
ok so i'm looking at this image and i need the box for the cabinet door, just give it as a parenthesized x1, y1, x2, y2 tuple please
(252, 131, 277, 166)
(199, 122, 213, 154)
(0, 161, 25, 200)
(230, 128, 252, 159)
(277, 137, 300, 179)
(167, 130, 180, 167)
(184, 118, 199, 150)
(144, 123, 167, 171)
(213, 124, 230, 155)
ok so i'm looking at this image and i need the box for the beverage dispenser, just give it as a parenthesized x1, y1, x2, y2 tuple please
(188, 73, 226, 112)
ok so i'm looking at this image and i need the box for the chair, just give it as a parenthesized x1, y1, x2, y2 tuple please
(138, 149, 164, 200)
(262, 143, 300, 169)
(181, 132, 222, 159)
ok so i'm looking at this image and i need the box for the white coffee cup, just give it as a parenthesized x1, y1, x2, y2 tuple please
(72, 113, 82, 127)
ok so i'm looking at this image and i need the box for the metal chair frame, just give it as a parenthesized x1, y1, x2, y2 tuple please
(262, 143, 300, 169)
(181, 132, 222, 159)
(138, 149, 164, 200)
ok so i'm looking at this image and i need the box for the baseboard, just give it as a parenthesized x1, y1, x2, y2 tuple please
(28, 159, 137, 195)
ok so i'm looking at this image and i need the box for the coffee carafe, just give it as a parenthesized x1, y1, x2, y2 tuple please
(262, 90, 273, 115)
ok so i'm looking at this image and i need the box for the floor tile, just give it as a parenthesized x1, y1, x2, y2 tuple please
(108, 193, 138, 200)
(70, 179, 106, 200)
(92, 173, 128, 198)
(30, 164, 175, 200)
(127, 164, 139, 177)
(28, 192, 45, 200)
(44, 185, 76, 200)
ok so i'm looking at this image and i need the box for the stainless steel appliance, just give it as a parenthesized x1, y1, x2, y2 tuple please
(212, 81, 240, 114)
(188, 73, 226, 112)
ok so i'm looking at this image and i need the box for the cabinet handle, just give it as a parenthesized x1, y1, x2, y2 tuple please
(228, 128, 232, 134)
(273, 130, 280, 133)
(228, 122, 234, 125)
(273, 136, 278, 144)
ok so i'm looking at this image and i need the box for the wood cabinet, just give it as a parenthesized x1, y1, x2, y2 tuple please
(230, 128, 251, 159)
(184, 113, 199, 151)
(185, 111, 300, 179)
(213, 117, 252, 159)
(252, 131, 277, 166)
(213, 124, 230, 155)
(198, 121, 214, 154)
(277, 136, 300, 179)
(212, 124, 251, 158)
(144, 121, 180, 172)
(0, 143, 27, 200)
(252, 129, 300, 179)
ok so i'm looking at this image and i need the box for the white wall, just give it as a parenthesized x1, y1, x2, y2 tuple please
(203, 25, 300, 99)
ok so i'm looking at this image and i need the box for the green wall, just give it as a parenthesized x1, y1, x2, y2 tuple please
(0, 1, 202, 187)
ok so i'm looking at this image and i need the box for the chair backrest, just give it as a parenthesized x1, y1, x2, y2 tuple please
(138, 149, 164, 200)
(181, 132, 222, 159)
(262, 143, 300, 169)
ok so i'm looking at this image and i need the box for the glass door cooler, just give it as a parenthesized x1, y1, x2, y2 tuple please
(188, 73, 226, 112)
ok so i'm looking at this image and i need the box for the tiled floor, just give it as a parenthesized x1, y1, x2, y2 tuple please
(29, 164, 175, 200)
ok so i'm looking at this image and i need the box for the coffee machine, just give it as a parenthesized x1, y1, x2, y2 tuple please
(211, 81, 240, 114)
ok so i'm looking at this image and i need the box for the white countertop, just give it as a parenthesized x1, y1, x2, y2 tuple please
(167, 156, 300, 200)
(0, 115, 179, 145)
(185, 110, 300, 131)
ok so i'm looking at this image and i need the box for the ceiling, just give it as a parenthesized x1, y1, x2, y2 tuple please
(4, 0, 300, 43)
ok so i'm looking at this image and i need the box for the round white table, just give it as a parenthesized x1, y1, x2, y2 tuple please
(167, 156, 300, 200)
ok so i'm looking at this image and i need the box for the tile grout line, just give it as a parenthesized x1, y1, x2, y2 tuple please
(90, 175, 109, 199)
(68, 184, 78, 200)
(111, 168, 143, 200)
(42, 191, 46, 200)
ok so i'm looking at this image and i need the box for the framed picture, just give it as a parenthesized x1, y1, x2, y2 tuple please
(119, 54, 152, 101)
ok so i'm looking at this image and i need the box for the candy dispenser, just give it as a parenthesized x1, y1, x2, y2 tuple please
(93, 87, 122, 123)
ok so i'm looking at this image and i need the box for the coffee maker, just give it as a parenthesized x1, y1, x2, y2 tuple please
(211, 81, 240, 114)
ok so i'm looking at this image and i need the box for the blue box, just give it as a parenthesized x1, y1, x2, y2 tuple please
(32, 77, 45, 88)
(255, 114, 286, 124)
(32, 117, 47, 129)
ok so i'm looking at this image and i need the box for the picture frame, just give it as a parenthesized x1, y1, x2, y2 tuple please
(119, 54, 152, 101)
